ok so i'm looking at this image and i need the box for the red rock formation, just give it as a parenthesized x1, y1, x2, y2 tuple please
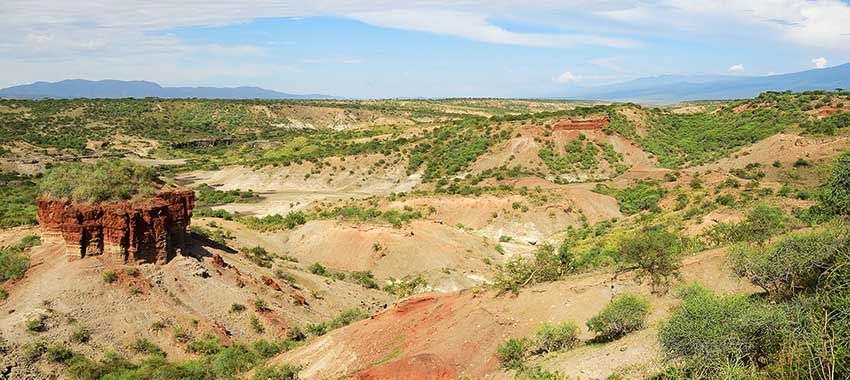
(37, 189, 195, 264)
(552, 116, 610, 131)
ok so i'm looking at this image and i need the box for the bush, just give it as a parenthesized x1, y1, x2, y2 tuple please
(102, 270, 117, 284)
(498, 338, 529, 370)
(26, 314, 48, 333)
(587, 293, 649, 341)
(47, 344, 76, 363)
(70, 325, 92, 343)
(251, 339, 281, 358)
(728, 229, 849, 300)
(187, 335, 224, 355)
(350, 271, 379, 289)
(615, 182, 665, 214)
(253, 298, 270, 312)
(39, 159, 157, 203)
(383, 275, 427, 298)
(308, 263, 328, 276)
(493, 244, 572, 293)
(130, 338, 164, 356)
(703, 205, 786, 246)
(809, 152, 850, 218)
(250, 316, 265, 333)
(531, 321, 579, 354)
(657, 285, 788, 376)
(252, 364, 301, 380)
(243, 246, 275, 268)
(0, 172, 39, 227)
(617, 226, 684, 291)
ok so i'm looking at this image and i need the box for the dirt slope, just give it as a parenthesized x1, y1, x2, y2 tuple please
(269, 248, 754, 379)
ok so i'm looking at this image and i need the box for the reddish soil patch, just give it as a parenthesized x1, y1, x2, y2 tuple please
(552, 116, 609, 131)
(355, 353, 456, 380)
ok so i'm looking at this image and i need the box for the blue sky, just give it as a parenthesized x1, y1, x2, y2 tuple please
(2, 1, 850, 98)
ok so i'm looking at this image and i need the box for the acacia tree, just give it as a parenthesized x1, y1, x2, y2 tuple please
(617, 225, 684, 292)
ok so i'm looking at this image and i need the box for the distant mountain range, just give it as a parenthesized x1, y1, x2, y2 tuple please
(561, 63, 850, 103)
(0, 79, 335, 100)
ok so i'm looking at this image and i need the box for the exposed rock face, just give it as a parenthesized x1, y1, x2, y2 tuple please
(37, 190, 195, 264)
(552, 116, 610, 131)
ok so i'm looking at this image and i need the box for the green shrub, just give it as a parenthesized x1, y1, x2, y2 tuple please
(130, 338, 164, 356)
(305, 309, 367, 337)
(657, 285, 788, 377)
(517, 366, 567, 380)
(23, 340, 47, 362)
(251, 339, 281, 358)
(252, 364, 301, 380)
(187, 334, 224, 355)
(239, 211, 307, 231)
(47, 344, 76, 363)
(493, 244, 572, 293)
(253, 298, 270, 312)
(350, 271, 379, 289)
(250, 315, 265, 333)
(195, 184, 258, 207)
(383, 275, 427, 298)
(617, 226, 684, 291)
(613, 182, 665, 214)
(728, 229, 849, 300)
(173, 326, 193, 344)
(0, 172, 39, 227)
(243, 246, 275, 268)
(26, 314, 48, 333)
(70, 325, 92, 343)
(498, 338, 530, 370)
(230, 303, 246, 313)
(703, 205, 786, 246)
(531, 321, 580, 354)
(308, 262, 328, 276)
(102, 270, 117, 284)
(809, 152, 850, 218)
(39, 159, 157, 203)
(587, 293, 650, 341)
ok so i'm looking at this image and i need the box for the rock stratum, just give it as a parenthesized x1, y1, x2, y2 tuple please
(37, 190, 195, 264)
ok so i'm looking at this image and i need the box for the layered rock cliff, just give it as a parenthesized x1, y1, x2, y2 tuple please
(37, 189, 195, 264)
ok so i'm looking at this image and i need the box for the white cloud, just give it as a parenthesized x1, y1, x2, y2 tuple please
(728, 64, 745, 72)
(555, 71, 578, 83)
(2, 0, 850, 91)
(812, 56, 828, 68)
(349, 9, 639, 49)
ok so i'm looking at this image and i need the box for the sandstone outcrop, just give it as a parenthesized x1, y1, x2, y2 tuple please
(37, 189, 195, 264)
(552, 116, 610, 131)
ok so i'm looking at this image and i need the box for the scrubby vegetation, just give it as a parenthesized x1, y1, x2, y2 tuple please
(616, 226, 684, 291)
(39, 159, 158, 203)
(586, 293, 650, 342)
(0, 172, 39, 227)
(195, 184, 258, 207)
(0, 234, 41, 282)
(702, 204, 787, 246)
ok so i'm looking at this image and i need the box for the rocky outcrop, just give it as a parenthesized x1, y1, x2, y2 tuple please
(37, 190, 195, 264)
(552, 116, 610, 131)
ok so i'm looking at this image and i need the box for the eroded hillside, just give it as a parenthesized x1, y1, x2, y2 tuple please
(2, 91, 850, 379)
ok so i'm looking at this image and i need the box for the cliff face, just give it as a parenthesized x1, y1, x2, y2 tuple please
(37, 190, 195, 264)
(552, 116, 610, 131)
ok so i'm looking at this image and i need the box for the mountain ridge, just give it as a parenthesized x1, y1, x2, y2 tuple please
(0, 79, 335, 100)
(560, 63, 850, 103)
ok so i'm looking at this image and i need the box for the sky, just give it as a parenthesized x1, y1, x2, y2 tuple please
(2, 1, 850, 98)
